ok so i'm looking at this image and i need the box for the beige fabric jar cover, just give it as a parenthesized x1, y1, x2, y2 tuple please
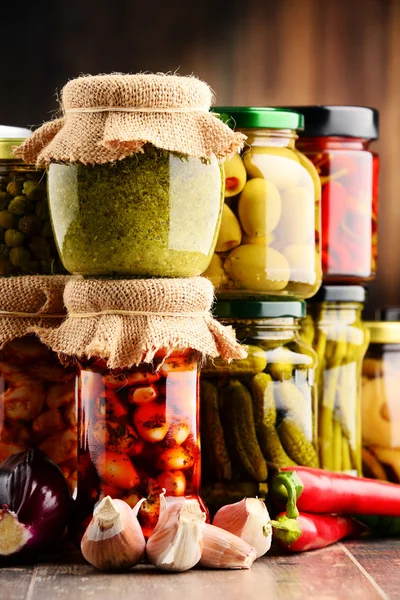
(15, 73, 246, 166)
(0, 275, 68, 347)
(34, 277, 247, 369)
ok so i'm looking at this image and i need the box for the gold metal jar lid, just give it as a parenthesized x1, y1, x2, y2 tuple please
(364, 321, 400, 344)
(0, 125, 32, 160)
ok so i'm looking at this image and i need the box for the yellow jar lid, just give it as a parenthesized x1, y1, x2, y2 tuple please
(0, 126, 32, 160)
(364, 321, 400, 344)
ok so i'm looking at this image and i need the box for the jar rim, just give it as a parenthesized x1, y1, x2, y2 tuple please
(213, 300, 305, 319)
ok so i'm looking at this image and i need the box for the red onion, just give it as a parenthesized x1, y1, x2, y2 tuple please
(0, 448, 70, 559)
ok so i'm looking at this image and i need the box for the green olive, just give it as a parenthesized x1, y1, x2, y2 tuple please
(6, 181, 23, 197)
(0, 257, 13, 275)
(5, 229, 25, 248)
(8, 196, 33, 216)
(18, 215, 43, 236)
(215, 204, 242, 252)
(225, 244, 290, 291)
(243, 147, 302, 190)
(23, 180, 46, 201)
(0, 211, 17, 230)
(224, 154, 247, 198)
(0, 192, 11, 211)
(29, 236, 51, 260)
(9, 246, 31, 267)
(238, 178, 282, 237)
(276, 186, 315, 244)
(35, 200, 50, 220)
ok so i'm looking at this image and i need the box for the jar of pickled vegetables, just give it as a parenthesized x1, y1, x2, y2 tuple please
(16, 73, 245, 278)
(362, 309, 400, 482)
(0, 126, 65, 276)
(305, 286, 369, 476)
(73, 350, 202, 540)
(203, 107, 321, 299)
(294, 106, 379, 283)
(0, 335, 77, 493)
(200, 300, 318, 514)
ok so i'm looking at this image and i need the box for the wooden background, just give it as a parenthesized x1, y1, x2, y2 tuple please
(2, 0, 399, 314)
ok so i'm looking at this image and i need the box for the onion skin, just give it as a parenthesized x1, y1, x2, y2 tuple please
(0, 448, 71, 560)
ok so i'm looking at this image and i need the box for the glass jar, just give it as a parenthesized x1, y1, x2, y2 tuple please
(362, 309, 400, 482)
(203, 108, 321, 300)
(306, 286, 369, 476)
(48, 148, 223, 277)
(0, 126, 65, 276)
(200, 300, 318, 514)
(72, 350, 202, 541)
(0, 335, 77, 493)
(294, 106, 379, 283)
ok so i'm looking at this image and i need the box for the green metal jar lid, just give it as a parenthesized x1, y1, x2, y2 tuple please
(0, 125, 32, 160)
(213, 300, 306, 319)
(212, 107, 304, 131)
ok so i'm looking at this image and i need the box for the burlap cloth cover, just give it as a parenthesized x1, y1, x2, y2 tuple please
(34, 277, 247, 369)
(0, 276, 68, 348)
(15, 74, 246, 166)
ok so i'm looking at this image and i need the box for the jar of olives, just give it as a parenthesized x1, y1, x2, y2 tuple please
(200, 300, 318, 514)
(0, 126, 65, 275)
(203, 108, 321, 300)
(304, 286, 369, 476)
(362, 309, 400, 483)
(293, 106, 379, 284)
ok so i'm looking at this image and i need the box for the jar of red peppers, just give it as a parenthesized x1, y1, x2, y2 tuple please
(293, 106, 379, 283)
(76, 350, 202, 539)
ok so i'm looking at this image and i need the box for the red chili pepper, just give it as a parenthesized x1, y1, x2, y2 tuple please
(273, 512, 364, 553)
(272, 467, 400, 517)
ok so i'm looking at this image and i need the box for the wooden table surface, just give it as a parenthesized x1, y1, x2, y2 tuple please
(2, 540, 399, 600)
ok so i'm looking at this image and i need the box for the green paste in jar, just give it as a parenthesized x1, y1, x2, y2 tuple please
(48, 146, 224, 277)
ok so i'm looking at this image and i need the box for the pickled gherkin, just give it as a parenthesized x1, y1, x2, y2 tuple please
(304, 287, 368, 475)
(200, 300, 318, 511)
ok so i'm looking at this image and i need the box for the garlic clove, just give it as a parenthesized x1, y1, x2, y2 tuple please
(146, 497, 205, 572)
(81, 496, 146, 571)
(200, 523, 257, 569)
(213, 497, 272, 558)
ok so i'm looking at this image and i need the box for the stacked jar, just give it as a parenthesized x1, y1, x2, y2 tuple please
(14, 73, 247, 539)
(0, 127, 74, 494)
(292, 105, 380, 476)
(201, 108, 322, 511)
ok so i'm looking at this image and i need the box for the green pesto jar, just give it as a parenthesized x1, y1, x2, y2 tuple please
(48, 147, 224, 277)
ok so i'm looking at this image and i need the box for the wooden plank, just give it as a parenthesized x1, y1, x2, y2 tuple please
(344, 539, 400, 599)
(0, 566, 34, 600)
(25, 544, 383, 600)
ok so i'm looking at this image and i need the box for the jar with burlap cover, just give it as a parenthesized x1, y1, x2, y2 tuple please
(34, 277, 246, 368)
(15, 73, 245, 166)
(0, 276, 77, 493)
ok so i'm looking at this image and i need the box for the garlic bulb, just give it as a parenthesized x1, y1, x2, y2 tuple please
(146, 497, 205, 572)
(213, 498, 272, 558)
(81, 496, 146, 571)
(200, 523, 257, 569)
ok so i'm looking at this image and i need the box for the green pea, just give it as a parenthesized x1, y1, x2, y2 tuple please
(6, 181, 23, 197)
(18, 215, 42, 236)
(8, 196, 33, 216)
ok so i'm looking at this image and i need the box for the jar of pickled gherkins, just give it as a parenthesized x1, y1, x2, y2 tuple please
(0, 126, 66, 275)
(203, 107, 321, 299)
(74, 350, 203, 540)
(16, 74, 245, 278)
(362, 309, 400, 482)
(293, 106, 379, 283)
(200, 300, 318, 514)
(305, 286, 369, 476)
